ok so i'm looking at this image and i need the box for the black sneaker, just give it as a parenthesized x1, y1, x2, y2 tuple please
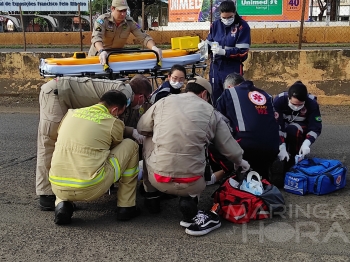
(269, 158, 287, 188)
(39, 195, 56, 211)
(54, 201, 74, 225)
(185, 210, 221, 236)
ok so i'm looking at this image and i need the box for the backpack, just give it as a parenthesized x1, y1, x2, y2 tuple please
(284, 157, 347, 195)
(213, 174, 285, 224)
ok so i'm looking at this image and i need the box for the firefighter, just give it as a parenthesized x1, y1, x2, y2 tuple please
(49, 90, 140, 224)
(137, 76, 249, 236)
(36, 76, 152, 211)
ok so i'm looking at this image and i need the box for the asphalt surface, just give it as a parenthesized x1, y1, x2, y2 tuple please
(0, 103, 350, 261)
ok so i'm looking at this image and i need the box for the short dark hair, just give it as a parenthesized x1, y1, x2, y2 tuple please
(168, 64, 187, 78)
(288, 81, 308, 101)
(220, 1, 236, 13)
(129, 74, 153, 96)
(100, 90, 127, 108)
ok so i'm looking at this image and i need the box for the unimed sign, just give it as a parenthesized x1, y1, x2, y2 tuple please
(0, 0, 88, 12)
(169, 0, 202, 22)
(237, 0, 283, 15)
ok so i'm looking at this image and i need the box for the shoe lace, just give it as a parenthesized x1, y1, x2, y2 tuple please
(193, 211, 209, 225)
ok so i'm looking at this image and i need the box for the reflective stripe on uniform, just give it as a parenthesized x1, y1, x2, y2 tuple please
(236, 43, 250, 49)
(289, 122, 303, 132)
(122, 166, 139, 177)
(150, 87, 171, 104)
(228, 87, 246, 131)
(307, 131, 318, 139)
(49, 168, 106, 188)
(109, 157, 121, 182)
(283, 114, 306, 122)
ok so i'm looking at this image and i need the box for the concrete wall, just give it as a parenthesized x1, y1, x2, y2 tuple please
(1, 26, 350, 46)
(1, 49, 349, 105)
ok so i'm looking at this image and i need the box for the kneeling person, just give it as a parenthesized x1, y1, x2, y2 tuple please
(49, 90, 140, 225)
(137, 76, 249, 236)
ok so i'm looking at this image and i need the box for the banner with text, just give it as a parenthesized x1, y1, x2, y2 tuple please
(169, 0, 203, 22)
(0, 0, 89, 12)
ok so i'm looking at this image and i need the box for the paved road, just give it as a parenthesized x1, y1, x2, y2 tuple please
(0, 105, 349, 261)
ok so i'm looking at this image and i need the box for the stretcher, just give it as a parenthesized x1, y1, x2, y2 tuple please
(39, 36, 207, 81)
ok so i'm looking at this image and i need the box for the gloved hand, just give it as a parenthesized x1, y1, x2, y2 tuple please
(278, 143, 290, 161)
(152, 46, 162, 59)
(132, 129, 145, 144)
(299, 139, 311, 157)
(198, 40, 205, 50)
(99, 50, 108, 65)
(234, 159, 250, 172)
(211, 44, 226, 56)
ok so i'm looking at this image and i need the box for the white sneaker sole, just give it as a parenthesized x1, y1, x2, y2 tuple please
(180, 221, 193, 228)
(185, 222, 221, 236)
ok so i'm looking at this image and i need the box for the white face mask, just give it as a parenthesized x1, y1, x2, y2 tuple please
(288, 101, 304, 111)
(221, 17, 234, 26)
(169, 80, 184, 89)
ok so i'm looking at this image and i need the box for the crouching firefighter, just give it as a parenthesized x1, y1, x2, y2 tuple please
(49, 90, 140, 225)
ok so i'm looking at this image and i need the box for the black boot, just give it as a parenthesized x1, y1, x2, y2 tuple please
(116, 206, 141, 221)
(179, 196, 198, 227)
(54, 201, 74, 225)
(269, 158, 287, 188)
(39, 195, 56, 211)
(144, 191, 161, 214)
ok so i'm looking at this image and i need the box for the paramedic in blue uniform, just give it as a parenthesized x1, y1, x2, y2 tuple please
(150, 64, 187, 104)
(199, 0, 251, 105)
(213, 73, 280, 180)
(88, 0, 162, 65)
(274, 81, 322, 166)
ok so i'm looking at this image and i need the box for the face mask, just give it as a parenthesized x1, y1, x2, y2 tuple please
(221, 17, 234, 26)
(288, 101, 304, 111)
(169, 80, 184, 89)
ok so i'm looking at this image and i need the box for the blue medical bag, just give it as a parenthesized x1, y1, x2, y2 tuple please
(284, 158, 347, 195)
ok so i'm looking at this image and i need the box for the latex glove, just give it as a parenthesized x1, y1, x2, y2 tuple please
(152, 46, 162, 59)
(132, 129, 145, 144)
(234, 159, 250, 172)
(206, 173, 216, 185)
(198, 40, 205, 50)
(299, 139, 311, 157)
(278, 143, 290, 161)
(211, 45, 226, 56)
(99, 51, 108, 65)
